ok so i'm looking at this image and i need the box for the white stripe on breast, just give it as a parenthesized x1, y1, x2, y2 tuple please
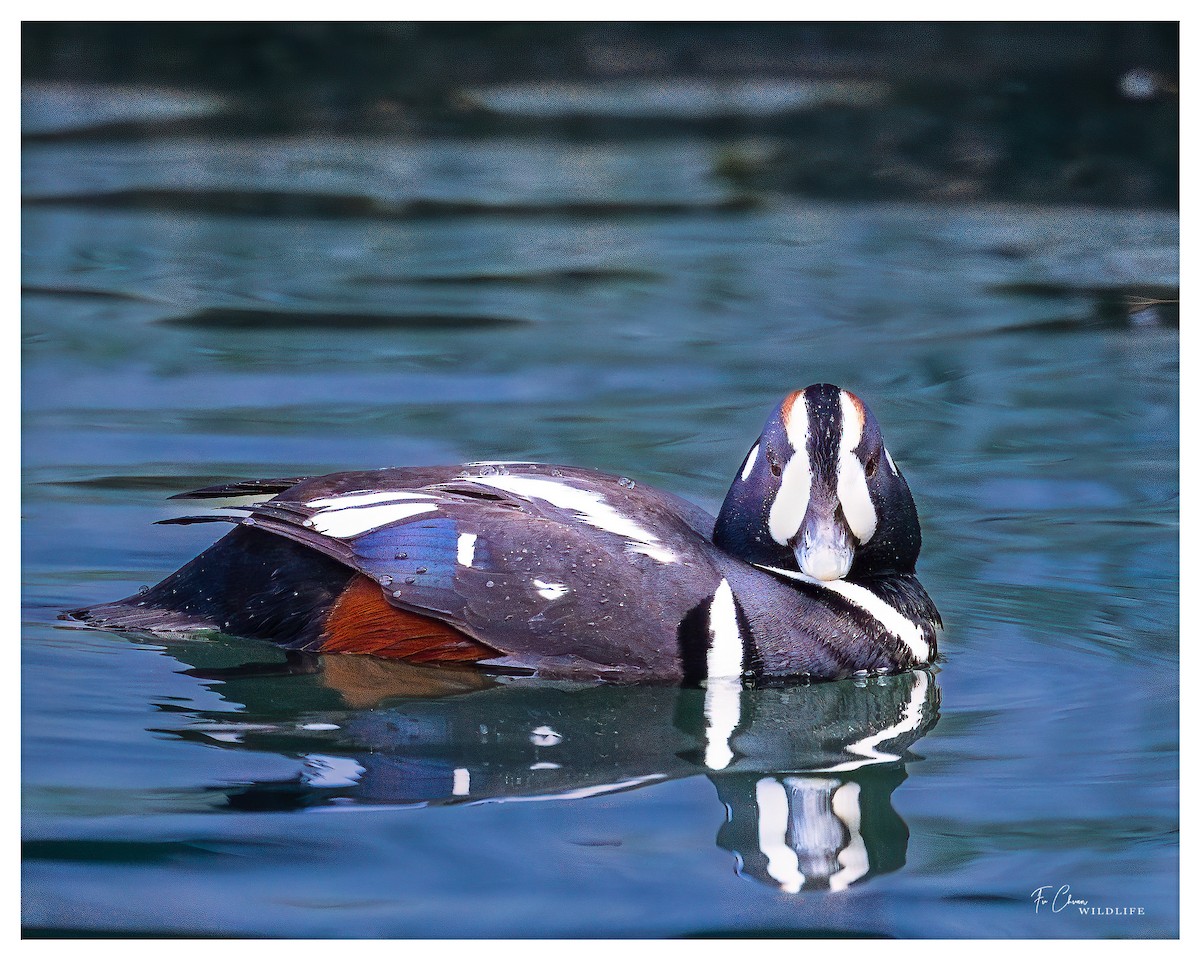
(703, 580, 745, 770)
(706, 579, 743, 678)
(754, 564, 931, 663)
(824, 579, 928, 662)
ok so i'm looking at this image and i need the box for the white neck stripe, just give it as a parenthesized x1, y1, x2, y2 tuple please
(815, 672, 930, 774)
(753, 564, 931, 663)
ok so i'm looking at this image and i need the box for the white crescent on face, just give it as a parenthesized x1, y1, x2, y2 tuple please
(836, 391, 877, 544)
(741, 442, 760, 481)
(766, 388, 878, 550)
(768, 391, 811, 547)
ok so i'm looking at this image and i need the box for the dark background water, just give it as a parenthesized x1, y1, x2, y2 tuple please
(22, 23, 1178, 938)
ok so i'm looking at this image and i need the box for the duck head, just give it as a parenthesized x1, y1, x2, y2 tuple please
(713, 384, 921, 581)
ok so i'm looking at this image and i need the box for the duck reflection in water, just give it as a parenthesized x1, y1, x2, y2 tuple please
(160, 642, 939, 894)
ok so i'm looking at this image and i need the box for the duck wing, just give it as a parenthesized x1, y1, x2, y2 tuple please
(231, 466, 726, 681)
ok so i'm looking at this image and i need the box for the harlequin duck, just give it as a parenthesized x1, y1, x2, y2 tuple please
(66, 384, 941, 684)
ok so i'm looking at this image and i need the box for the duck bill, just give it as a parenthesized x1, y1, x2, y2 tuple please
(793, 515, 855, 582)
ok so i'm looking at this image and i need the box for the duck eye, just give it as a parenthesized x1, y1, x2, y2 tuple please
(767, 451, 782, 478)
(865, 453, 879, 479)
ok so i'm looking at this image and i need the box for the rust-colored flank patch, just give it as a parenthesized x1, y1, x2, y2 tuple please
(322, 574, 498, 663)
(320, 655, 494, 708)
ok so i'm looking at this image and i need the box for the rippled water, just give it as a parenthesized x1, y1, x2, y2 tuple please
(22, 93, 1178, 937)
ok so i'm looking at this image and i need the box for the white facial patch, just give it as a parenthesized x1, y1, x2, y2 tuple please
(769, 457, 812, 546)
(884, 448, 898, 476)
(836, 391, 877, 544)
(768, 398, 812, 546)
(741, 443, 759, 481)
(467, 474, 677, 564)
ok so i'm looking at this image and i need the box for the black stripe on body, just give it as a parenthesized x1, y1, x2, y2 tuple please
(732, 593, 762, 680)
(725, 558, 936, 679)
(67, 526, 354, 648)
(790, 580, 922, 672)
(855, 574, 941, 663)
(799, 383, 844, 477)
(677, 599, 711, 687)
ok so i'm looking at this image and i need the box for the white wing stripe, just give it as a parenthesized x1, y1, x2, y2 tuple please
(307, 491, 436, 510)
(466, 474, 677, 564)
(309, 502, 437, 537)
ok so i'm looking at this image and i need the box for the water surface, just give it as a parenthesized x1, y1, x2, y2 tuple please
(22, 107, 1178, 937)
